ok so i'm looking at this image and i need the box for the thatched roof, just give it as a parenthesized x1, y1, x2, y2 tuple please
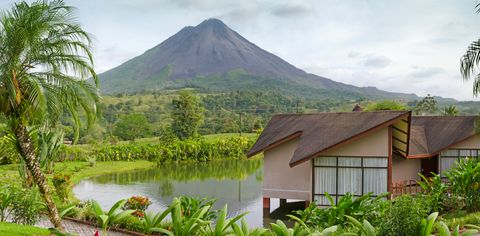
(247, 111, 410, 167)
(352, 104, 363, 112)
(408, 116, 478, 158)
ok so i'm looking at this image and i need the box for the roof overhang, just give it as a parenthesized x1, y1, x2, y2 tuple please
(288, 111, 412, 167)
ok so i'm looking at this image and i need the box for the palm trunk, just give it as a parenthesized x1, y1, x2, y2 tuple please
(13, 123, 63, 230)
(23, 165, 34, 187)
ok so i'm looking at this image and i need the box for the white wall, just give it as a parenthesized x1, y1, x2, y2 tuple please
(449, 134, 480, 149)
(321, 127, 389, 156)
(263, 138, 311, 200)
(392, 154, 421, 182)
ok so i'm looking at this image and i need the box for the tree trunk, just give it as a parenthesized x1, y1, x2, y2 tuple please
(13, 123, 63, 230)
(23, 165, 34, 187)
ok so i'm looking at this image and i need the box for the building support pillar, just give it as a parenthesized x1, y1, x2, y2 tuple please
(263, 197, 270, 217)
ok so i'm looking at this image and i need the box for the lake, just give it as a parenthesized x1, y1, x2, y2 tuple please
(73, 159, 280, 227)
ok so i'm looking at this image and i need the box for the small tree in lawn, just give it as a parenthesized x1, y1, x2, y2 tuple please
(171, 90, 204, 140)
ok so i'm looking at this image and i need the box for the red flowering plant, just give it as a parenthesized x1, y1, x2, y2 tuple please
(123, 195, 152, 217)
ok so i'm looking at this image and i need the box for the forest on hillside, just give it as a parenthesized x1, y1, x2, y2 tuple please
(40, 90, 480, 144)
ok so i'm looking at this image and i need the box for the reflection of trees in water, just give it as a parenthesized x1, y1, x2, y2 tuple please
(91, 159, 263, 185)
(159, 180, 173, 197)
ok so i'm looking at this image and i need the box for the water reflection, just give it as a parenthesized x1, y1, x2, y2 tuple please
(73, 159, 266, 226)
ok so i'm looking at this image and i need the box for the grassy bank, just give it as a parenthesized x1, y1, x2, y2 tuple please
(0, 161, 156, 186)
(55, 161, 156, 184)
(0, 222, 49, 236)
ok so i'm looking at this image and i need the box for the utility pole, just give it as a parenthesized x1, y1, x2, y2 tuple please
(239, 112, 243, 136)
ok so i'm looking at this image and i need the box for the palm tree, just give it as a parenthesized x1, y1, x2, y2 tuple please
(461, 4, 480, 95)
(444, 105, 459, 116)
(0, 0, 99, 229)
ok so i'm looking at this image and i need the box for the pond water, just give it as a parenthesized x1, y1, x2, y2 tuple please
(73, 159, 279, 227)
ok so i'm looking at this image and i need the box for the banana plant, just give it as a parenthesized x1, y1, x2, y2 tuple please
(345, 215, 376, 236)
(437, 222, 478, 236)
(201, 205, 248, 236)
(231, 218, 267, 236)
(90, 199, 135, 235)
(140, 204, 175, 235)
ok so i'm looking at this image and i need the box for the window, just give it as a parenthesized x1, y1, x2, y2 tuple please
(313, 156, 388, 206)
(440, 149, 480, 174)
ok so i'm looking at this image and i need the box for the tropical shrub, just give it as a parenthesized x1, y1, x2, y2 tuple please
(52, 173, 72, 203)
(160, 197, 210, 236)
(61, 136, 254, 163)
(345, 215, 377, 236)
(379, 195, 429, 236)
(9, 187, 44, 224)
(139, 205, 175, 235)
(0, 185, 14, 221)
(90, 199, 135, 234)
(231, 218, 267, 236)
(200, 205, 247, 236)
(445, 158, 480, 212)
(179, 196, 217, 221)
(418, 173, 448, 213)
(123, 195, 151, 217)
(294, 192, 389, 228)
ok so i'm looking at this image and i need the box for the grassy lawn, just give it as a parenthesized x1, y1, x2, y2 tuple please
(203, 132, 256, 142)
(0, 161, 156, 186)
(57, 161, 155, 184)
(0, 222, 49, 236)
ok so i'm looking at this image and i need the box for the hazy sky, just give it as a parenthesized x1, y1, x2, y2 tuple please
(1, 0, 479, 100)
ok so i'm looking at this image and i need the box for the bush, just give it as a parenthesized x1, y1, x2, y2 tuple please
(445, 158, 480, 212)
(123, 196, 151, 217)
(9, 187, 44, 225)
(294, 192, 389, 229)
(379, 195, 429, 236)
(52, 173, 72, 203)
(60, 137, 254, 164)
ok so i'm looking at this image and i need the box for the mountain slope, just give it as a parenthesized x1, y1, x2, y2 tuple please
(98, 18, 417, 100)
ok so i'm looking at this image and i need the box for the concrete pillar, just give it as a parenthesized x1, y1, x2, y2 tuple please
(280, 198, 287, 207)
(263, 197, 270, 217)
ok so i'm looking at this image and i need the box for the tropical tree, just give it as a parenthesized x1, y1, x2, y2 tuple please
(444, 105, 459, 116)
(171, 90, 204, 140)
(364, 100, 408, 111)
(0, 0, 99, 229)
(113, 113, 151, 140)
(414, 94, 438, 115)
(461, 3, 480, 95)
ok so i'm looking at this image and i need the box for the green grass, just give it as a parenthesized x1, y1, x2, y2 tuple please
(442, 211, 480, 229)
(0, 161, 155, 186)
(202, 132, 256, 142)
(56, 161, 155, 184)
(0, 222, 49, 236)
